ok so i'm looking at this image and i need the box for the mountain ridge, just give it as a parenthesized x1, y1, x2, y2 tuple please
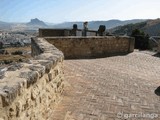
(0, 19, 149, 31)
(110, 18, 160, 36)
(51, 19, 146, 30)
(27, 18, 47, 27)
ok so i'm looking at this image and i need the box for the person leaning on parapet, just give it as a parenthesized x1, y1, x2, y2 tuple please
(83, 22, 88, 30)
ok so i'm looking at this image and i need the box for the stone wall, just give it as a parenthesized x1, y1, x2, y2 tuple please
(45, 36, 135, 59)
(0, 38, 64, 120)
(39, 29, 72, 37)
(39, 29, 98, 37)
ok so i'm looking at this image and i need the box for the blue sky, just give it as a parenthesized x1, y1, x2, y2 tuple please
(0, 0, 160, 23)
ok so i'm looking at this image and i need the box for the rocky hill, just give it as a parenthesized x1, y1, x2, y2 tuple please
(0, 18, 48, 31)
(27, 18, 47, 27)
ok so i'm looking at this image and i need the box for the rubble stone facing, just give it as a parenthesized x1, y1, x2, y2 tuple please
(0, 38, 64, 120)
(45, 36, 135, 59)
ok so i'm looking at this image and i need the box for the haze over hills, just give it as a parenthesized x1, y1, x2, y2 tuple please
(52, 19, 146, 30)
(0, 18, 146, 31)
(0, 21, 12, 29)
(111, 18, 160, 36)
(0, 18, 48, 31)
(1, 18, 160, 36)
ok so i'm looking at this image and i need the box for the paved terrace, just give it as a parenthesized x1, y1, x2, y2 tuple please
(51, 51, 160, 120)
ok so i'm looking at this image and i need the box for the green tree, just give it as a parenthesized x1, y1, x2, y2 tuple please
(131, 29, 149, 50)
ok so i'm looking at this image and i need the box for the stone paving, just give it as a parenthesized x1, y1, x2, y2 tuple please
(50, 51, 160, 120)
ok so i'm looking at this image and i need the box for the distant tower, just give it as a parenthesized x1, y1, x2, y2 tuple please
(82, 22, 88, 36)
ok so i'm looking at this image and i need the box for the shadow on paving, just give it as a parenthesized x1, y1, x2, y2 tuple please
(152, 53, 160, 58)
(155, 86, 160, 96)
(65, 53, 129, 60)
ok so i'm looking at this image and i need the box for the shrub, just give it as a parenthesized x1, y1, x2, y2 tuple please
(131, 29, 149, 50)
(11, 50, 23, 55)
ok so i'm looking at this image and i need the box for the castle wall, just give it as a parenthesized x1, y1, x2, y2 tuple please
(0, 38, 64, 120)
(0, 35, 135, 119)
(39, 29, 98, 37)
(39, 29, 71, 37)
(45, 36, 135, 59)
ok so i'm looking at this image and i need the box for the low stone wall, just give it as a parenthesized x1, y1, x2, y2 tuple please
(45, 36, 135, 59)
(39, 29, 72, 37)
(0, 38, 64, 120)
(39, 29, 97, 37)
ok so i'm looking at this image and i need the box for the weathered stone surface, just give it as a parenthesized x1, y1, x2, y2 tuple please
(45, 36, 135, 59)
(29, 65, 45, 78)
(0, 37, 64, 120)
(0, 72, 5, 79)
(7, 64, 24, 71)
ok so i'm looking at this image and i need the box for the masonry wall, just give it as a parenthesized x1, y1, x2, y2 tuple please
(0, 38, 64, 120)
(45, 36, 135, 59)
(39, 29, 98, 37)
(39, 29, 71, 37)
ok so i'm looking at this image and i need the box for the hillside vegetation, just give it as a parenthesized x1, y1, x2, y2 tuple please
(111, 19, 160, 36)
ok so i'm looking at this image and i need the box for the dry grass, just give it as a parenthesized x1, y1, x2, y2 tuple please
(5, 46, 31, 52)
(0, 46, 31, 62)
(0, 55, 31, 61)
